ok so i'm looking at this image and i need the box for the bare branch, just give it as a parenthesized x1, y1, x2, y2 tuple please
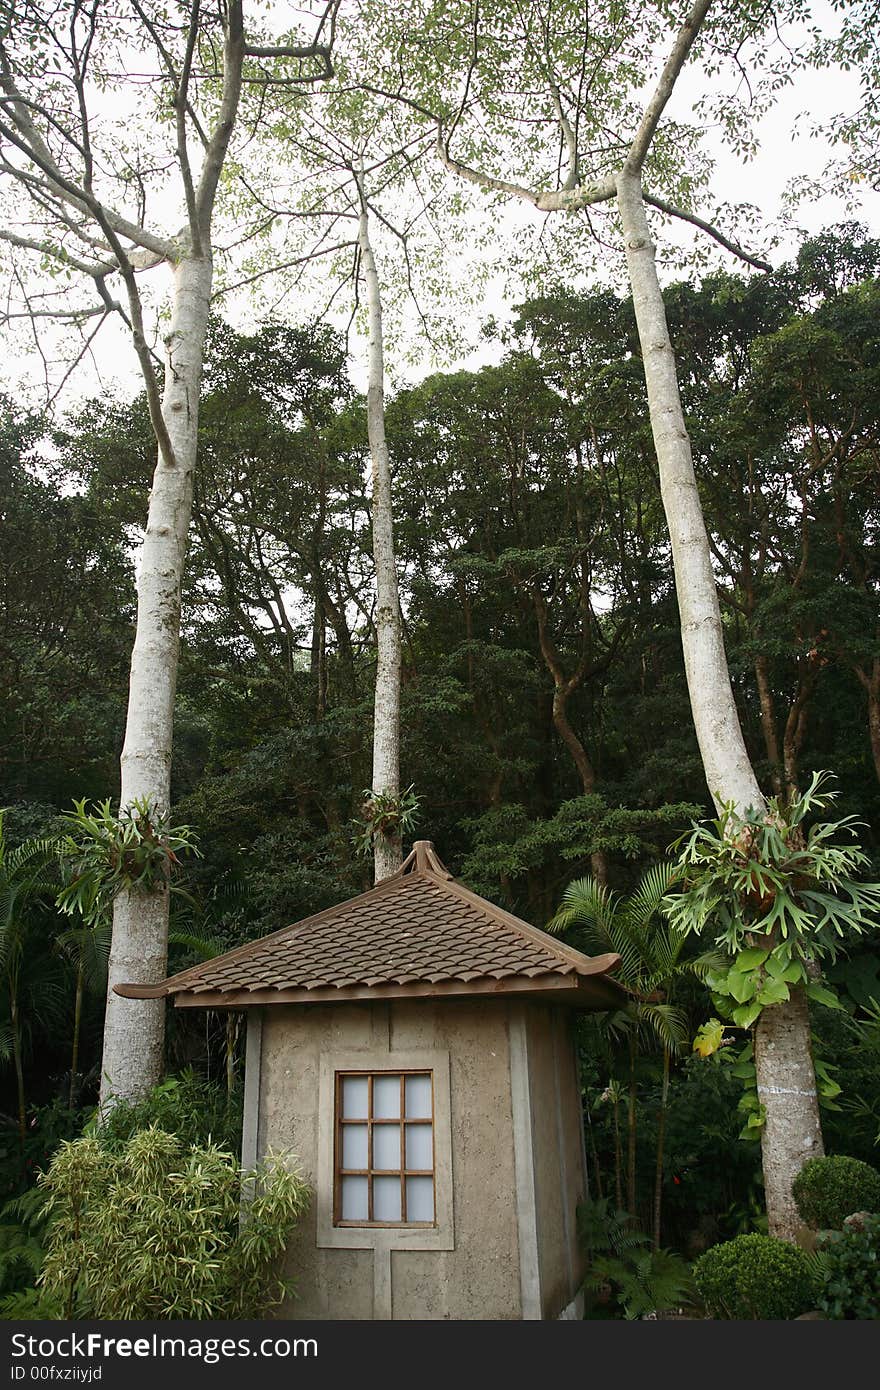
(195, 0, 245, 233)
(0, 225, 114, 276)
(550, 85, 578, 190)
(243, 0, 340, 81)
(436, 129, 541, 206)
(128, 0, 203, 249)
(0, 109, 176, 259)
(212, 238, 357, 299)
(47, 304, 110, 404)
(644, 191, 772, 272)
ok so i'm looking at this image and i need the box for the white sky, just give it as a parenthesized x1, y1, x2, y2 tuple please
(1, 1, 877, 410)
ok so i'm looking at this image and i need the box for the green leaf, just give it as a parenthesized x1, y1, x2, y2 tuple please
(732, 1000, 763, 1029)
(805, 982, 844, 1010)
(756, 977, 791, 1006)
(725, 969, 758, 1004)
(765, 956, 805, 985)
(692, 1018, 727, 1057)
(735, 946, 770, 971)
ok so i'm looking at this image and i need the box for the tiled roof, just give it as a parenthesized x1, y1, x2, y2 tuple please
(115, 841, 622, 1008)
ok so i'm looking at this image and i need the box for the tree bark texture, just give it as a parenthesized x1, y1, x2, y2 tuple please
(616, 170, 823, 1240)
(358, 200, 403, 883)
(754, 985, 824, 1241)
(753, 653, 784, 795)
(855, 656, 880, 786)
(617, 171, 763, 818)
(782, 670, 815, 797)
(533, 593, 608, 881)
(100, 253, 213, 1107)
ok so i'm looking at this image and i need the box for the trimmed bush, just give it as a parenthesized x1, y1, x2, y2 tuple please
(693, 1233, 818, 1319)
(793, 1155, 880, 1231)
(816, 1213, 880, 1320)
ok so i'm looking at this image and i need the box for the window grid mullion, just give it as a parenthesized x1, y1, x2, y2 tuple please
(367, 1072, 374, 1224)
(335, 1069, 434, 1227)
(399, 1073, 406, 1221)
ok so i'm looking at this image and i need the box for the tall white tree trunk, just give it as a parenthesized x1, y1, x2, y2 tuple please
(100, 252, 213, 1106)
(616, 169, 823, 1240)
(617, 171, 762, 818)
(358, 200, 403, 883)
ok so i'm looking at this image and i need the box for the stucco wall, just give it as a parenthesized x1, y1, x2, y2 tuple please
(255, 997, 523, 1320)
(524, 1006, 587, 1317)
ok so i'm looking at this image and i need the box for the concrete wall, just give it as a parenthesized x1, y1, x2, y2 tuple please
(523, 1006, 587, 1317)
(255, 997, 523, 1320)
(248, 995, 587, 1320)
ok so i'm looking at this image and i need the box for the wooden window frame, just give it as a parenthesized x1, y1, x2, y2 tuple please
(316, 1048, 454, 1252)
(334, 1069, 435, 1228)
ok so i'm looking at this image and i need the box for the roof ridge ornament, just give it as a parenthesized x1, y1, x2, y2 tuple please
(398, 840, 454, 879)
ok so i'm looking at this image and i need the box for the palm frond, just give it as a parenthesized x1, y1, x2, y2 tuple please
(627, 860, 679, 933)
(633, 1001, 689, 1053)
(167, 929, 225, 962)
(547, 876, 618, 945)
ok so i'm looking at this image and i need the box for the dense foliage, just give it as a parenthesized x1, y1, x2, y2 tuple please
(1, 225, 879, 1311)
(577, 1197, 695, 1319)
(38, 1127, 310, 1319)
(816, 1213, 880, 1319)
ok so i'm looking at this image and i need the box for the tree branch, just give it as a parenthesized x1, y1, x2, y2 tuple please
(0, 226, 114, 276)
(643, 191, 772, 272)
(194, 0, 245, 234)
(625, 0, 713, 173)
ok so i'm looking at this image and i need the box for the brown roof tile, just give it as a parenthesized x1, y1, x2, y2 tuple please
(115, 841, 622, 1009)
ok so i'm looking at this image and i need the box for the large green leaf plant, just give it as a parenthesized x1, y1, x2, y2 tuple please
(666, 772, 880, 1030)
(666, 773, 880, 1135)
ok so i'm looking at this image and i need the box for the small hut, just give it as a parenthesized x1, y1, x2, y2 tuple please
(117, 841, 622, 1320)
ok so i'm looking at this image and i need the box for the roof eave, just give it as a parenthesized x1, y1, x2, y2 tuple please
(124, 968, 625, 1012)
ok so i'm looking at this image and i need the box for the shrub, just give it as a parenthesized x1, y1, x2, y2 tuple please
(816, 1213, 880, 1319)
(94, 1071, 242, 1155)
(38, 1126, 310, 1318)
(693, 1233, 818, 1319)
(793, 1155, 880, 1231)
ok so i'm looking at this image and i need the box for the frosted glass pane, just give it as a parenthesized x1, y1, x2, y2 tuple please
(405, 1123, 433, 1170)
(372, 1124, 400, 1170)
(405, 1074, 432, 1119)
(341, 1076, 368, 1119)
(406, 1176, 434, 1222)
(373, 1075, 400, 1119)
(341, 1124, 368, 1169)
(373, 1176, 401, 1221)
(341, 1175, 368, 1221)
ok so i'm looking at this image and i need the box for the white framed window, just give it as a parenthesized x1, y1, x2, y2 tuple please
(316, 1049, 453, 1251)
(335, 1070, 435, 1226)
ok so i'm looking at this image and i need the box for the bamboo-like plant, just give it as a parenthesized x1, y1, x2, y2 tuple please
(167, 927, 242, 1098)
(54, 919, 111, 1110)
(38, 1126, 310, 1319)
